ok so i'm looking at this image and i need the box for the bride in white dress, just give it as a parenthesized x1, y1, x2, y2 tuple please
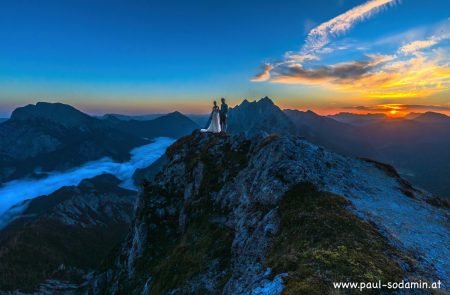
(201, 101, 221, 133)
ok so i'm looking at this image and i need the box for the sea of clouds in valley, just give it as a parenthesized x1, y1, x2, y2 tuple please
(0, 137, 174, 228)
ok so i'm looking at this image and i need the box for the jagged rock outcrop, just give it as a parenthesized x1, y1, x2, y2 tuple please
(86, 131, 449, 294)
(228, 97, 295, 136)
(0, 174, 136, 293)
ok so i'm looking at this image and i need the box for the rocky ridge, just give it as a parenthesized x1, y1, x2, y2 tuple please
(86, 131, 449, 294)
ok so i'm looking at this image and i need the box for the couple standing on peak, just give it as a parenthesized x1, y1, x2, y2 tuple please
(201, 98, 228, 133)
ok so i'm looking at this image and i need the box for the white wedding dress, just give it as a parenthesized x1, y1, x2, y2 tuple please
(201, 107, 221, 133)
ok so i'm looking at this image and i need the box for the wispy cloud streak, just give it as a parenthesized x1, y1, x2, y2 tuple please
(399, 34, 450, 55)
(304, 0, 397, 53)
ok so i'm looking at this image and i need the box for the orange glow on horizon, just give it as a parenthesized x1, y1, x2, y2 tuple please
(21, 98, 447, 118)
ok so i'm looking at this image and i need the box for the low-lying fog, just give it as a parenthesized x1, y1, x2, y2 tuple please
(0, 137, 174, 227)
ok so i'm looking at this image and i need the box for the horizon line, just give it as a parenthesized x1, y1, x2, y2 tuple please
(1, 100, 449, 119)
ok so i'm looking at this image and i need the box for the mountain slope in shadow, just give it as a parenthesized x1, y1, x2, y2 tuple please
(285, 109, 373, 157)
(0, 174, 135, 293)
(0, 102, 146, 183)
(0, 102, 198, 184)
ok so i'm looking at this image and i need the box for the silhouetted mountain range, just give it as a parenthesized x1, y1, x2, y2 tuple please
(2, 99, 447, 198)
(0, 99, 449, 293)
(285, 109, 372, 156)
(99, 113, 163, 121)
(227, 98, 450, 199)
(100, 113, 210, 128)
(0, 102, 198, 184)
(328, 112, 387, 126)
(102, 111, 199, 139)
(411, 111, 450, 124)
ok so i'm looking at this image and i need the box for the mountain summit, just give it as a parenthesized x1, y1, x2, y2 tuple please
(411, 111, 450, 124)
(228, 97, 295, 136)
(11, 102, 94, 127)
(86, 131, 448, 294)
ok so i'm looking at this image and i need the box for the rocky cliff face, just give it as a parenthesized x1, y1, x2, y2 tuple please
(0, 174, 136, 293)
(86, 131, 449, 294)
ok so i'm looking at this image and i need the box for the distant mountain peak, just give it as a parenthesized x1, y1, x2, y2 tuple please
(404, 112, 422, 120)
(332, 112, 386, 117)
(228, 97, 295, 136)
(10, 102, 92, 127)
(237, 97, 274, 107)
(416, 111, 449, 120)
(305, 110, 318, 116)
(403, 111, 449, 123)
(328, 112, 387, 126)
(283, 109, 319, 118)
(259, 96, 274, 104)
(166, 111, 184, 117)
(154, 111, 197, 124)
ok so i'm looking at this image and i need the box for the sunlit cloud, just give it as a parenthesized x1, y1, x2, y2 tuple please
(399, 34, 450, 55)
(400, 39, 439, 55)
(251, 0, 450, 101)
(252, 0, 399, 80)
(251, 64, 273, 82)
(271, 54, 394, 85)
(284, 53, 320, 63)
(336, 53, 450, 98)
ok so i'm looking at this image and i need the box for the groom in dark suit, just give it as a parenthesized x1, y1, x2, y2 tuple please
(219, 98, 228, 132)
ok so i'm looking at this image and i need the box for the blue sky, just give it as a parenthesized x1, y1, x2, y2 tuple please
(0, 0, 449, 116)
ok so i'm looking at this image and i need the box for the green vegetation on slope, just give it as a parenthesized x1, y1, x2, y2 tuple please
(267, 182, 409, 295)
(150, 214, 234, 294)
